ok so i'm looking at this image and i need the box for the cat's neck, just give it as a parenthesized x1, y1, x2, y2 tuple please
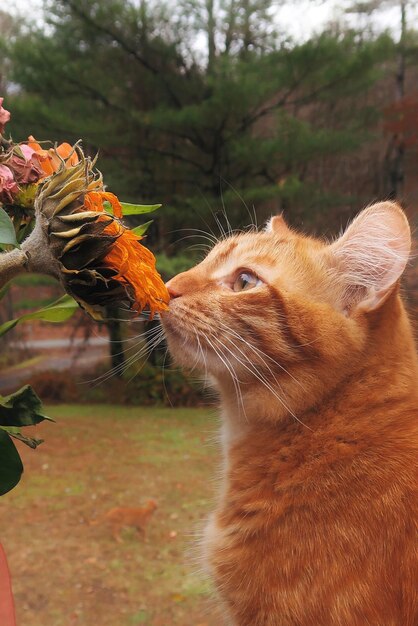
(216, 293, 418, 448)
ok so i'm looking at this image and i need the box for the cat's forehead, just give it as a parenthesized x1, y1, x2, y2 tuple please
(202, 232, 287, 278)
(200, 230, 327, 287)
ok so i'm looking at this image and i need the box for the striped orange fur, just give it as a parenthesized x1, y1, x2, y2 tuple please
(162, 201, 418, 626)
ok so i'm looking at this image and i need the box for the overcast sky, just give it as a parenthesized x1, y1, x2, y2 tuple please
(7, 0, 412, 42)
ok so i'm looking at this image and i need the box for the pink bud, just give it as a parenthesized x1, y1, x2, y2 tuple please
(8, 145, 44, 185)
(0, 164, 18, 203)
(0, 98, 11, 135)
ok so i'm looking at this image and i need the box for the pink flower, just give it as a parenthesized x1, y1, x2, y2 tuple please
(0, 98, 10, 135)
(7, 144, 44, 185)
(0, 164, 18, 203)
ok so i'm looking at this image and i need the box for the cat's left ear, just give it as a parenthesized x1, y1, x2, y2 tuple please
(265, 214, 293, 237)
(329, 201, 411, 314)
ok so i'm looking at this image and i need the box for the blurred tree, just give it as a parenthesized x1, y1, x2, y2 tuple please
(2, 0, 392, 242)
(0, 10, 20, 95)
(345, 0, 418, 199)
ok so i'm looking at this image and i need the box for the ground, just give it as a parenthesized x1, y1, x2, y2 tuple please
(0, 405, 222, 626)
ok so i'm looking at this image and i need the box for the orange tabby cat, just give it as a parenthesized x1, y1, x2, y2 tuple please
(162, 202, 418, 626)
(91, 499, 157, 542)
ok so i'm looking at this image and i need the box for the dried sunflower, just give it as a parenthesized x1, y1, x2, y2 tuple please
(22, 146, 169, 319)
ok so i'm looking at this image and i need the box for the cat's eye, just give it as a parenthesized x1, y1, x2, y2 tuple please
(232, 271, 262, 292)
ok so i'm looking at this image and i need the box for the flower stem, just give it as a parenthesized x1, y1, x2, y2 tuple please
(0, 248, 29, 289)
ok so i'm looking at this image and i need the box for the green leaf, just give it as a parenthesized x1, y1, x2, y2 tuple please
(0, 294, 78, 338)
(0, 385, 52, 427)
(103, 201, 161, 216)
(0, 430, 23, 496)
(0, 207, 19, 247)
(120, 202, 161, 216)
(132, 220, 153, 237)
(0, 281, 11, 301)
(0, 319, 18, 337)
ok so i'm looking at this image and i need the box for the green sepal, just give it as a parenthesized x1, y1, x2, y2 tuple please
(0, 385, 53, 427)
(132, 220, 153, 236)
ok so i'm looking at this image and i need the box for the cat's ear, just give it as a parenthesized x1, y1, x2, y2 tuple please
(329, 202, 411, 314)
(265, 214, 293, 237)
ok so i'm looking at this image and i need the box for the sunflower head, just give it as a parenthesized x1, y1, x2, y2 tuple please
(31, 145, 169, 319)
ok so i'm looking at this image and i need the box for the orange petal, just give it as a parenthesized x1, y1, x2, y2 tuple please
(102, 230, 169, 315)
(57, 142, 79, 166)
(27, 135, 46, 155)
(101, 192, 123, 219)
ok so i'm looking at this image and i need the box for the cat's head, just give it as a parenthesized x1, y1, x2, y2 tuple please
(161, 202, 411, 419)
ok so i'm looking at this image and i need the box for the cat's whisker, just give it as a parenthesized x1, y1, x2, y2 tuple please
(220, 330, 289, 396)
(213, 211, 228, 241)
(102, 327, 165, 369)
(196, 190, 230, 243)
(125, 328, 166, 374)
(219, 176, 256, 230)
(112, 324, 163, 346)
(188, 305, 297, 385)
(161, 347, 174, 408)
(81, 327, 164, 384)
(188, 199, 220, 242)
(195, 332, 209, 382)
(219, 181, 233, 237)
(123, 332, 166, 384)
(217, 320, 306, 392)
(169, 227, 219, 244)
(188, 329, 207, 376)
(205, 334, 249, 423)
(210, 333, 311, 431)
(133, 311, 162, 322)
(185, 243, 213, 253)
(85, 328, 166, 386)
(170, 233, 217, 249)
(205, 335, 248, 421)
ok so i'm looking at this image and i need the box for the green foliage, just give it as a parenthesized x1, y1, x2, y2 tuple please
(119, 202, 161, 215)
(0, 429, 23, 496)
(0, 385, 52, 495)
(0, 207, 19, 248)
(23, 372, 78, 404)
(0, 385, 51, 426)
(155, 252, 196, 279)
(0, 294, 78, 337)
(103, 201, 161, 216)
(12, 273, 57, 287)
(0, 286, 76, 495)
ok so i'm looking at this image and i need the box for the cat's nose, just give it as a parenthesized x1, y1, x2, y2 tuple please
(166, 280, 182, 299)
(166, 270, 201, 298)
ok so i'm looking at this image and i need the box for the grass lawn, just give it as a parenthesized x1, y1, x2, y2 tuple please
(0, 405, 222, 626)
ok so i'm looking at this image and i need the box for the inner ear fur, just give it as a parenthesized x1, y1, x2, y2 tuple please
(329, 201, 411, 315)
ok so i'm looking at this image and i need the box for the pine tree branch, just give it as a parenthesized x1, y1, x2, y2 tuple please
(65, 0, 183, 109)
(139, 145, 209, 174)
